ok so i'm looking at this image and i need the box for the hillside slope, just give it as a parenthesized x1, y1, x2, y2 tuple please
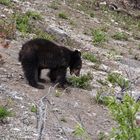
(0, 0, 140, 139)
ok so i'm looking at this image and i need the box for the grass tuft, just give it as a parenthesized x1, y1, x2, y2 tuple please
(82, 52, 100, 63)
(58, 12, 68, 19)
(0, 106, 12, 121)
(91, 29, 107, 45)
(112, 32, 128, 41)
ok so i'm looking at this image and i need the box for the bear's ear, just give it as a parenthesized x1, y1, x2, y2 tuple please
(74, 50, 81, 56)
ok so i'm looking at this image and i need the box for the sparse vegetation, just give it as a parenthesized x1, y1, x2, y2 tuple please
(15, 13, 30, 33)
(96, 92, 140, 139)
(60, 117, 67, 122)
(0, 19, 16, 39)
(58, 12, 68, 19)
(33, 29, 55, 41)
(97, 79, 108, 86)
(26, 11, 42, 20)
(55, 90, 62, 97)
(1, 0, 140, 139)
(107, 72, 130, 90)
(95, 87, 113, 105)
(82, 52, 98, 63)
(15, 11, 42, 33)
(97, 132, 106, 140)
(138, 22, 140, 30)
(48, 1, 59, 10)
(106, 50, 118, 60)
(68, 72, 92, 89)
(0, 0, 11, 6)
(72, 123, 90, 140)
(91, 29, 107, 45)
(112, 32, 128, 41)
(0, 106, 12, 122)
(108, 94, 140, 140)
(31, 105, 37, 113)
(90, 12, 94, 18)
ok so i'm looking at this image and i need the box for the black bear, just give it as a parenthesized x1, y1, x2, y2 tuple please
(19, 38, 82, 89)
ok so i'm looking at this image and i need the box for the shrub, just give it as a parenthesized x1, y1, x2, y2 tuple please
(108, 94, 140, 140)
(68, 72, 92, 89)
(15, 11, 42, 33)
(107, 72, 130, 90)
(15, 13, 30, 33)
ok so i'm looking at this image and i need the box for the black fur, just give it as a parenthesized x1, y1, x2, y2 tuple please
(19, 38, 82, 89)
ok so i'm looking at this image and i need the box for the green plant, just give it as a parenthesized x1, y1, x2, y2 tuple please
(58, 12, 68, 19)
(72, 123, 85, 137)
(15, 11, 42, 33)
(55, 90, 62, 97)
(0, 106, 12, 121)
(60, 117, 67, 122)
(0, 0, 11, 6)
(72, 123, 90, 140)
(112, 32, 128, 41)
(91, 29, 107, 45)
(90, 12, 94, 18)
(82, 52, 98, 63)
(33, 29, 55, 41)
(68, 72, 92, 89)
(26, 11, 42, 20)
(106, 50, 118, 60)
(31, 105, 37, 113)
(107, 72, 130, 90)
(95, 88, 114, 105)
(108, 94, 140, 140)
(15, 13, 30, 33)
(98, 132, 106, 140)
(97, 79, 108, 86)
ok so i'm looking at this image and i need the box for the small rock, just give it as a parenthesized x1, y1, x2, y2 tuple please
(52, 108, 62, 114)
(12, 128, 20, 131)
(11, 0, 19, 3)
(1, 14, 6, 18)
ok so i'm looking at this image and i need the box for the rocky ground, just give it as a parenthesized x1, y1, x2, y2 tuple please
(0, 0, 140, 140)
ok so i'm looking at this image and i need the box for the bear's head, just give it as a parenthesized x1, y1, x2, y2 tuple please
(70, 50, 82, 76)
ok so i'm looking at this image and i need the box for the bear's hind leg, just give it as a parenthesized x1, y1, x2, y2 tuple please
(47, 69, 57, 83)
(55, 68, 67, 88)
(23, 64, 44, 89)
